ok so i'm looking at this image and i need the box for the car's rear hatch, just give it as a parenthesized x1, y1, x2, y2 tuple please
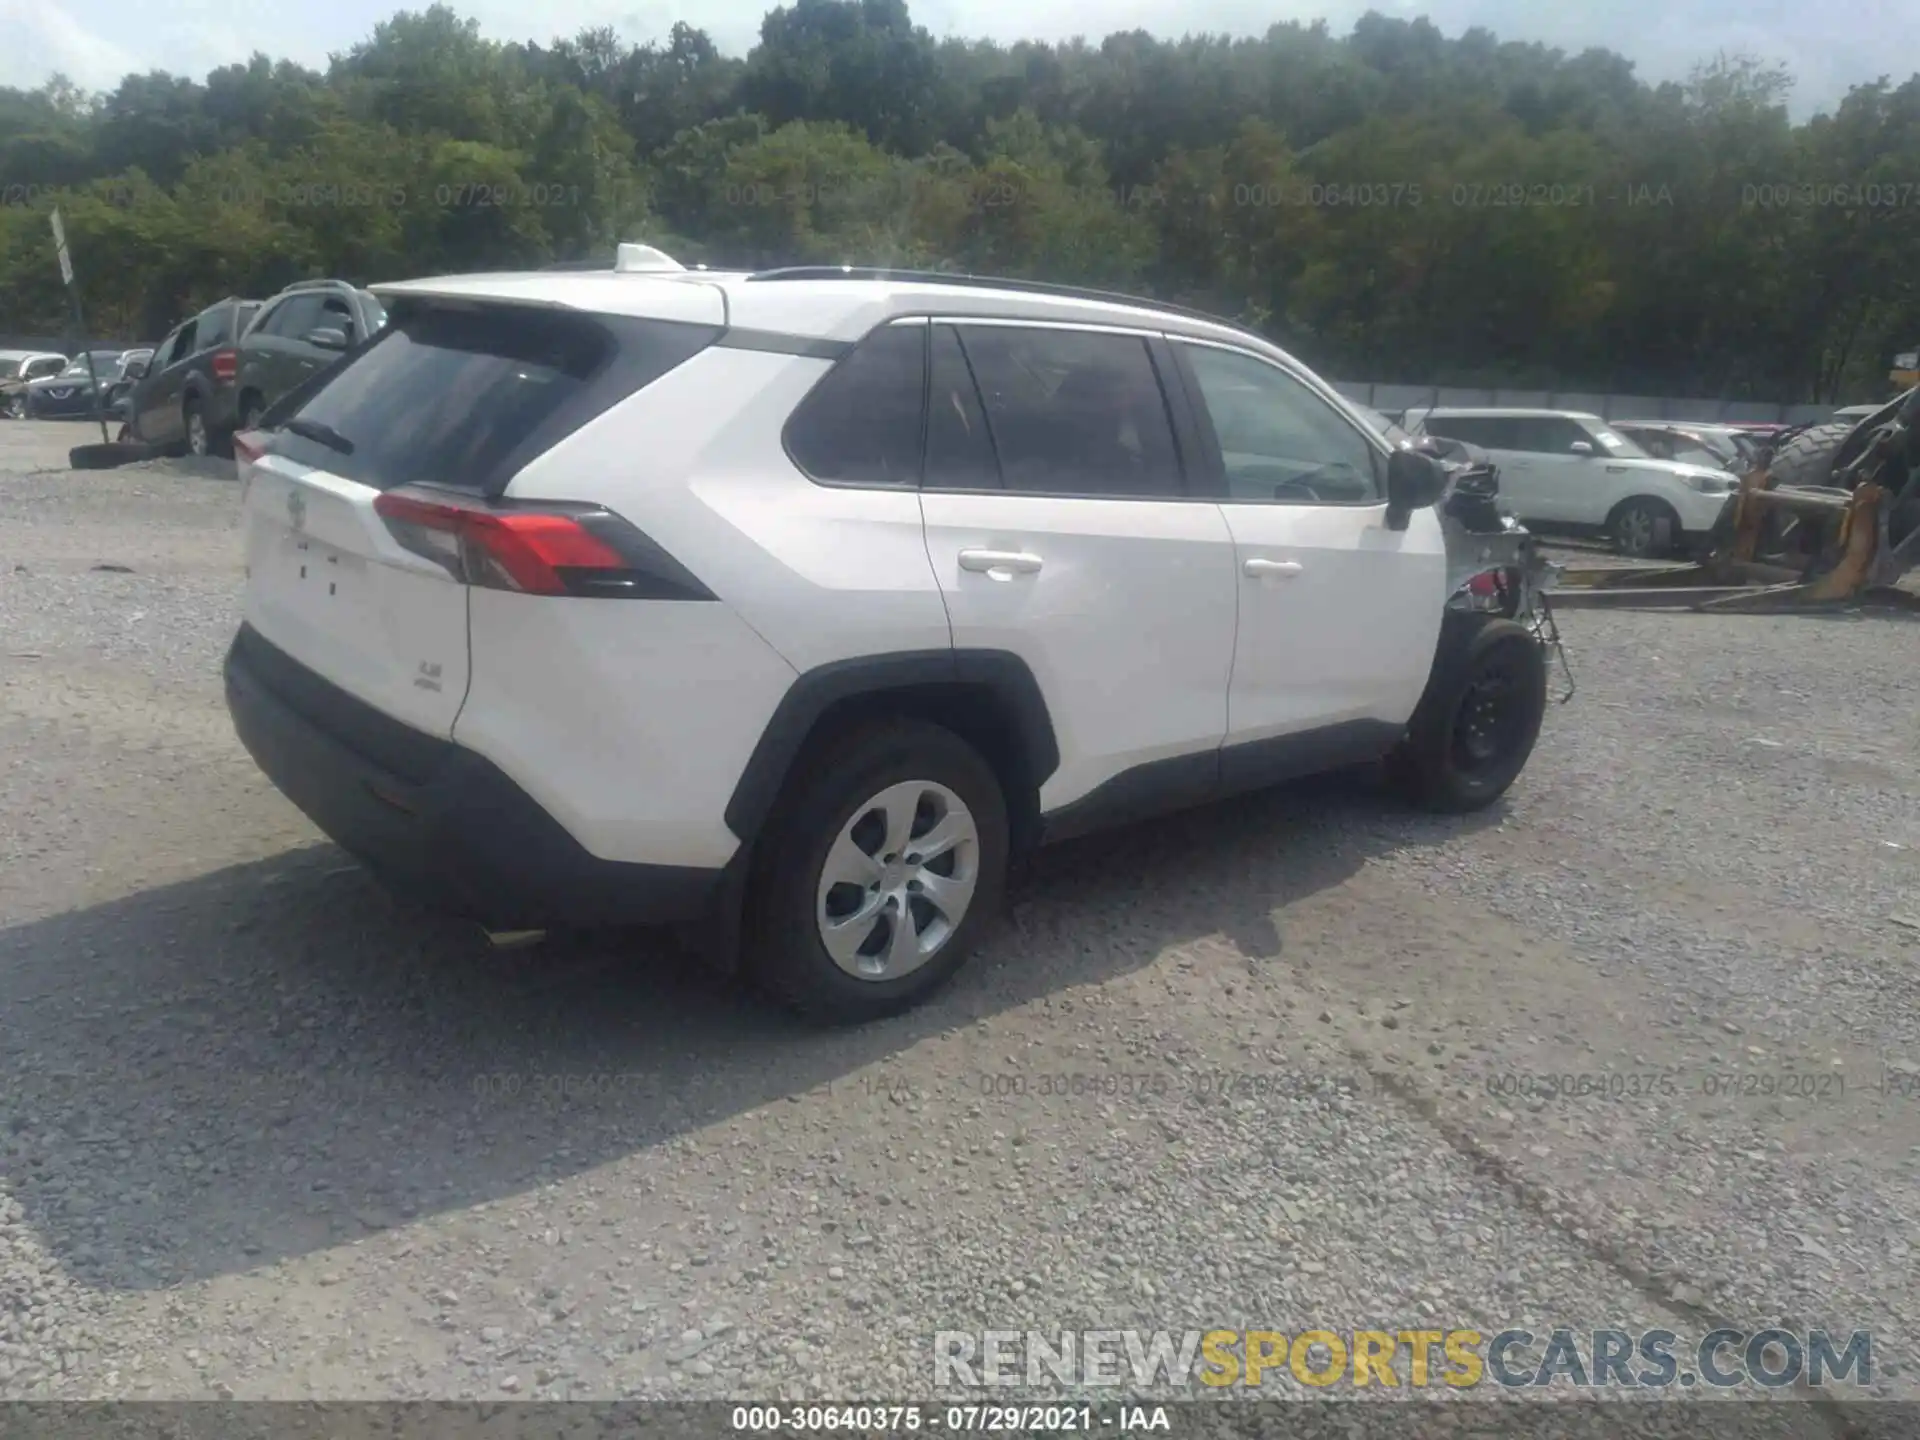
(236, 282, 725, 738)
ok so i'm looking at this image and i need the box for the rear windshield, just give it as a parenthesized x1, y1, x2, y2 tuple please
(269, 300, 719, 493)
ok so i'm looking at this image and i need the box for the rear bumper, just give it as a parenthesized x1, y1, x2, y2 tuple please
(223, 624, 724, 930)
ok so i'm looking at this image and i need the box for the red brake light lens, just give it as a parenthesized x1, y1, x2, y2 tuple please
(1467, 571, 1501, 596)
(372, 491, 634, 597)
(210, 348, 239, 382)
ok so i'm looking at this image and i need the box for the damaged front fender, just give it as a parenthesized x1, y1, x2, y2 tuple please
(1429, 451, 1575, 702)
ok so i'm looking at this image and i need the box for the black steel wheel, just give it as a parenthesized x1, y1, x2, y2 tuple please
(1389, 614, 1548, 813)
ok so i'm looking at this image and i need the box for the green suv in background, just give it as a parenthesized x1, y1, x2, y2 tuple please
(121, 296, 262, 456)
(233, 280, 388, 433)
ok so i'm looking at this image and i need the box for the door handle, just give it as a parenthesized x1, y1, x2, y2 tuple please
(958, 549, 1043, 577)
(1243, 558, 1304, 579)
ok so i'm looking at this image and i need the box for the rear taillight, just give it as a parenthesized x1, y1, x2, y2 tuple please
(211, 349, 238, 382)
(372, 489, 709, 600)
(1467, 571, 1501, 596)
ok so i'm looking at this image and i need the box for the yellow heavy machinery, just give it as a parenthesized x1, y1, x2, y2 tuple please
(1548, 387, 1920, 611)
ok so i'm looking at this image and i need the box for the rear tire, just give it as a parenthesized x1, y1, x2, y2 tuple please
(744, 717, 1008, 1024)
(1389, 615, 1547, 813)
(183, 399, 209, 458)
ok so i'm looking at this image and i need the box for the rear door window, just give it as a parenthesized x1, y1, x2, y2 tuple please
(924, 325, 1000, 490)
(1424, 415, 1491, 446)
(270, 300, 720, 495)
(952, 324, 1183, 498)
(1514, 416, 1589, 454)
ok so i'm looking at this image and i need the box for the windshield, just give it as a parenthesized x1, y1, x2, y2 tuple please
(1674, 430, 1738, 463)
(1590, 426, 1649, 458)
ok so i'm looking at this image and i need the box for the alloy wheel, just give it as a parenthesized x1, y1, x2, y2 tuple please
(1615, 505, 1659, 557)
(815, 779, 980, 981)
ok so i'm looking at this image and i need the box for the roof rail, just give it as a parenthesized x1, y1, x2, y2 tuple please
(278, 278, 352, 292)
(743, 266, 1266, 341)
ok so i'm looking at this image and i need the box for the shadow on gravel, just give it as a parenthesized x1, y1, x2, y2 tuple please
(0, 769, 1500, 1292)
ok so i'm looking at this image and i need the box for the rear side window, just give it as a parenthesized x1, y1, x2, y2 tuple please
(271, 301, 721, 494)
(955, 325, 1182, 498)
(784, 322, 926, 487)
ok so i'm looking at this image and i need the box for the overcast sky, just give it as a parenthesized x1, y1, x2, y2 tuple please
(8, 0, 1909, 120)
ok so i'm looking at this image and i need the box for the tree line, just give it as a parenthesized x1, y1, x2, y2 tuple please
(1, 0, 1916, 400)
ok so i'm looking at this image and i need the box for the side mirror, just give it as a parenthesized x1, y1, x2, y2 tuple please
(1569, 440, 1595, 456)
(1385, 447, 1447, 531)
(304, 327, 349, 352)
(123, 359, 149, 380)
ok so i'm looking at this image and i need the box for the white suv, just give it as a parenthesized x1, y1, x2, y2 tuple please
(224, 248, 1554, 1022)
(1406, 407, 1738, 557)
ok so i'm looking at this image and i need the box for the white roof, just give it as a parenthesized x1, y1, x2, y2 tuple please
(370, 265, 1300, 367)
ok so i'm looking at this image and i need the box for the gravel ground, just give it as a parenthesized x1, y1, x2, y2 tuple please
(0, 420, 1915, 1423)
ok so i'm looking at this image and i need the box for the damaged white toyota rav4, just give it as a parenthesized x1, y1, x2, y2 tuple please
(224, 247, 1566, 1023)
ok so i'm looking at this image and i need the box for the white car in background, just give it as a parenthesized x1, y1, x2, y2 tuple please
(1404, 407, 1738, 557)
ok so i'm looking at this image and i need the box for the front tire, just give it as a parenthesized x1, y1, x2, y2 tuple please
(5, 395, 23, 420)
(1610, 496, 1680, 558)
(745, 718, 1008, 1024)
(1390, 615, 1548, 813)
